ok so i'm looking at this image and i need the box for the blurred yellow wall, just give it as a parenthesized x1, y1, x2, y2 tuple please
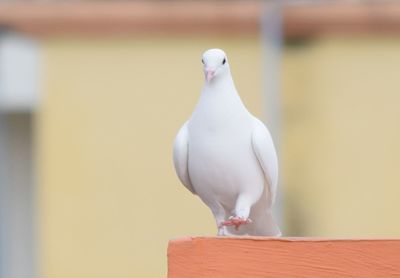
(282, 36, 400, 237)
(37, 37, 263, 278)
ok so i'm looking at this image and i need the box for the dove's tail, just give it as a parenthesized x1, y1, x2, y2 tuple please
(248, 209, 281, 237)
(245, 192, 281, 237)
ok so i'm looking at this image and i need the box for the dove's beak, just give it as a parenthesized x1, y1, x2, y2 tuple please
(206, 69, 215, 82)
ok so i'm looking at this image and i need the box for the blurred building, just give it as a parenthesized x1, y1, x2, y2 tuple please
(0, 1, 400, 278)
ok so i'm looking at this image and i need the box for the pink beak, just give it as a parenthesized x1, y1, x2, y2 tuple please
(206, 70, 215, 82)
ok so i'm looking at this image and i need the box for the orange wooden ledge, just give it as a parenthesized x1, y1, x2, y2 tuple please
(168, 237, 400, 278)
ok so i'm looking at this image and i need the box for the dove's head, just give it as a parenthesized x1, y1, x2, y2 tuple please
(202, 48, 230, 83)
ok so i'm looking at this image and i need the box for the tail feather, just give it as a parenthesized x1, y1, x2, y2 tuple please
(248, 209, 281, 236)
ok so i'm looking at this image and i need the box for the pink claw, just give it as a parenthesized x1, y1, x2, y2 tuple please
(221, 217, 252, 230)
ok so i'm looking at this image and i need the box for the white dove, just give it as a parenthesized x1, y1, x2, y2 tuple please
(173, 48, 280, 236)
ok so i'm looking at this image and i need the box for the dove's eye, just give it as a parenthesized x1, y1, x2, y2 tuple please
(222, 58, 226, 65)
(202, 59, 204, 64)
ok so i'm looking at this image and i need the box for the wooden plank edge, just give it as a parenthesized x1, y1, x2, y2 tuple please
(168, 237, 400, 278)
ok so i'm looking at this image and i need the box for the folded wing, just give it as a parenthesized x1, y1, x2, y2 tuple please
(173, 121, 195, 194)
(251, 118, 278, 205)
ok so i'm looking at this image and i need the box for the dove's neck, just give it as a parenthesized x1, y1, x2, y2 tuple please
(201, 73, 247, 110)
(191, 73, 250, 128)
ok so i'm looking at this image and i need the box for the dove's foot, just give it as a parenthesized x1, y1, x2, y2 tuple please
(221, 216, 252, 230)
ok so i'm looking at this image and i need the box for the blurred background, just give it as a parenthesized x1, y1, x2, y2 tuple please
(1, 0, 400, 277)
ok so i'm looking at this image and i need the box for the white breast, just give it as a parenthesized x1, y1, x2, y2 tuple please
(187, 87, 264, 207)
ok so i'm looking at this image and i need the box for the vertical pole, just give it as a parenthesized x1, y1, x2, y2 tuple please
(0, 113, 8, 278)
(261, 2, 284, 230)
(0, 113, 35, 278)
(0, 31, 39, 278)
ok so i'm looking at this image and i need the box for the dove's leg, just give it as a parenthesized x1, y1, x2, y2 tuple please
(234, 194, 252, 219)
(221, 194, 253, 230)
